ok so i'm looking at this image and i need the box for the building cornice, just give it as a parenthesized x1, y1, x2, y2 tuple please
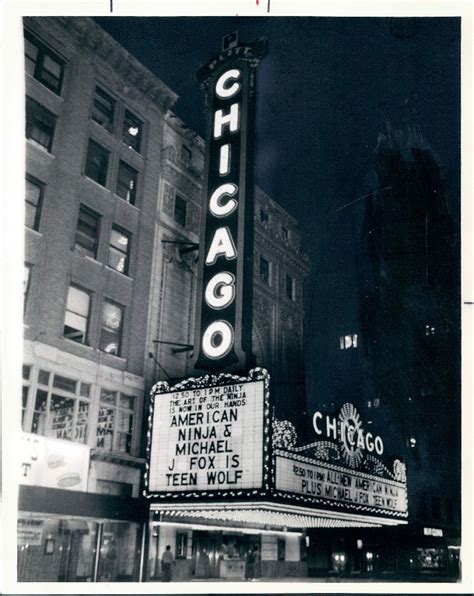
(29, 17, 178, 114)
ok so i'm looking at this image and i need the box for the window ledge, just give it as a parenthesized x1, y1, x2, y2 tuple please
(99, 351, 126, 363)
(120, 140, 143, 158)
(25, 226, 43, 238)
(26, 139, 55, 157)
(62, 338, 95, 351)
(105, 265, 133, 281)
(26, 73, 64, 101)
(84, 175, 111, 192)
(113, 194, 140, 213)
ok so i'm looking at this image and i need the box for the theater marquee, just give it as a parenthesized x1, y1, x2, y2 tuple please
(145, 368, 271, 498)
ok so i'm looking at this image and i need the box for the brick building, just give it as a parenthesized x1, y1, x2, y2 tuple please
(19, 17, 310, 582)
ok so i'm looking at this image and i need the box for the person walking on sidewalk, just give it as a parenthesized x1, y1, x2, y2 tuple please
(161, 545, 175, 582)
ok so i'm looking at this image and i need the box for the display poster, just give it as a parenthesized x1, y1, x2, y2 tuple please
(20, 432, 90, 491)
(17, 518, 44, 546)
(148, 379, 265, 493)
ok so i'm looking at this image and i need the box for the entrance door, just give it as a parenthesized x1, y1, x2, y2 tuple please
(192, 531, 222, 578)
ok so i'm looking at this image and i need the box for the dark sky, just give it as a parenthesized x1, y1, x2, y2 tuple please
(94, 16, 460, 410)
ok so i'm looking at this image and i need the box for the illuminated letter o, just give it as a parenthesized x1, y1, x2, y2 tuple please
(374, 436, 384, 455)
(202, 320, 234, 359)
(205, 272, 235, 310)
(215, 69, 241, 99)
(365, 432, 374, 452)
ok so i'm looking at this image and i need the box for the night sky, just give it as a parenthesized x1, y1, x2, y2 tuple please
(94, 16, 460, 412)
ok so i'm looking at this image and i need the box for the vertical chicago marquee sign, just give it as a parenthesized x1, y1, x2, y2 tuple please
(194, 34, 268, 373)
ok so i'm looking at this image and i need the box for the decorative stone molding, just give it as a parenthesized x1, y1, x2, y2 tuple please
(51, 17, 177, 113)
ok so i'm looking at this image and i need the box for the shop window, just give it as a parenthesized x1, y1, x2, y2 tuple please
(174, 195, 187, 227)
(97, 522, 139, 582)
(176, 532, 188, 559)
(109, 226, 131, 275)
(25, 176, 43, 231)
(30, 371, 90, 443)
(100, 300, 124, 356)
(75, 205, 100, 259)
(24, 31, 64, 94)
(260, 208, 269, 224)
(286, 274, 295, 301)
(63, 285, 91, 344)
(277, 538, 286, 561)
(260, 256, 270, 285)
(122, 110, 142, 152)
(96, 389, 135, 454)
(25, 97, 56, 152)
(85, 139, 109, 187)
(116, 161, 138, 205)
(91, 86, 116, 132)
(96, 479, 133, 496)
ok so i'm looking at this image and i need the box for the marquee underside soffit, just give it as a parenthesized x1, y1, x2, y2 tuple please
(150, 501, 407, 529)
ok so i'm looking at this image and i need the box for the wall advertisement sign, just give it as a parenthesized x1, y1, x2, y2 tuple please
(193, 35, 268, 373)
(145, 368, 271, 498)
(273, 403, 408, 519)
(20, 432, 90, 491)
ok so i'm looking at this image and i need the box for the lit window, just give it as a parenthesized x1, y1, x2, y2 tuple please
(100, 300, 124, 356)
(260, 209, 269, 224)
(425, 324, 436, 336)
(75, 205, 100, 259)
(176, 533, 188, 559)
(116, 161, 138, 205)
(91, 86, 116, 132)
(25, 97, 56, 152)
(122, 110, 142, 152)
(109, 226, 131, 275)
(260, 257, 270, 285)
(25, 176, 43, 230)
(31, 371, 90, 443)
(174, 195, 187, 227)
(63, 285, 91, 344)
(286, 275, 295, 301)
(409, 437, 417, 448)
(339, 334, 358, 350)
(85, 139, 109, 187)
(96, 389, 135, 454)
(24, 31, 64, 95)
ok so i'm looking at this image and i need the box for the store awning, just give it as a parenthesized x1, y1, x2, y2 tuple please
(150, 501, 408, 530)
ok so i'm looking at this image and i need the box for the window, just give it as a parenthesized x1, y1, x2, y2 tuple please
(425, 324, 436, 336)
(24, 264, 32, 311)
(116, 161, 138, 205)
(180, 145, 192, 163)
(63, 285, 91, 344)
(339, 334, 358, 350)
(25, 176, 43, 230)
(96, 479, 133, 496)
(277, 538, 286, 561)
(96, 389, 135, 454)
(282, 226, 289, 240)
(85, 139, 109, 187)
(100, 300, 124, 356)
(91, 86, 115, 132)
(22, 365, 32, 428)
(176, 533, 188, 559)
(24, 31, 64, 94)
(260, 209, 269, 224)
(286, 274, 295, 300)
(25, 97, 56, 152)
(75, 205, 100, 258)
(260, 256, 270, 285)
(174, 195, 187, 227)
(109, 226, 131, 275)
(31, 370, 90, 443)
(122, 110, 142, 152)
